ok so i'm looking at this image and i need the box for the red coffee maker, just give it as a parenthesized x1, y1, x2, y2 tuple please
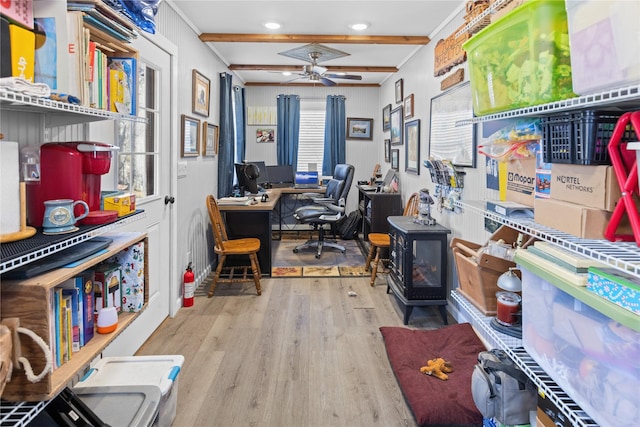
(27, 142, 119, 227)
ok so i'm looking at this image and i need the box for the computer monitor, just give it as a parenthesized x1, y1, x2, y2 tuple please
(246, 161, 268, 185)
(265, 165, 294, 185)
(234, 163, 260, 195)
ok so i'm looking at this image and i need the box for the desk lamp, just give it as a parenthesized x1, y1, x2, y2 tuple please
(490, 267, 522, 338)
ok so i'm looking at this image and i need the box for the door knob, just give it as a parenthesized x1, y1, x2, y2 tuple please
(164, 196, 175, 205)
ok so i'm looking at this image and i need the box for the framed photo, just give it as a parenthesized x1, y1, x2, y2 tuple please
(256, 128, 275, 143)
(395, 78, 404, 104)
(391, 149, 400, 170)
(203, 122, 218, 157)
(405, 119, 420, 174)
(347, 117, 373, 140)
(382, 104, 392, 131)
(429, 81, 477, 167)
(181, 114, 200, 157)
(384, 139, 391, 162)
(404, 94, 414, 119)
(390, 105, 403, 145)
(192, 69, 210, 117)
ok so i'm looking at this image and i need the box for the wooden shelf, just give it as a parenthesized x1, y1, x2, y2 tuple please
(0, 233, 148, 402)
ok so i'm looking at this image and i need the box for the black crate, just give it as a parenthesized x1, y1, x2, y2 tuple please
(542, 110, 634, 165)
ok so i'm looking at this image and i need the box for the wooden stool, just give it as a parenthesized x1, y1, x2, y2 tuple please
(366, 192, 419, 286)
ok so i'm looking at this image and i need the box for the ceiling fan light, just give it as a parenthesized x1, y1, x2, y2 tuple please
(349, 23, 369, 31)
(282, 71, 292, 76)
(264, 22, 281, 30)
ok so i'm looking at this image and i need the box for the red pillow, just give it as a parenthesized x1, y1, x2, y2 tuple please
(380, 323, 486, 426)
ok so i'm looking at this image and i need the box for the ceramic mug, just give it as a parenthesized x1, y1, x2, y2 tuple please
(42, 199, 89, 233)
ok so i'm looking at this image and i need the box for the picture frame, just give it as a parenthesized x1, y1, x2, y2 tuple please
(192, 69, 210, 117)
(382, 104, 392, 131)
(346, 117, 373, 140)
(404, 93, 414, 119)
(181, 114, 200, 157)
(203, 122, 218, 157)
(405, 119, 420, 175)
(384, 139, 391, 162)
(390, 105, 403, 145)
(429, 81, 477, 167)
(256, 128, 275, 143)
(395, 78, 404, 104)
(391, 149, 400, 170)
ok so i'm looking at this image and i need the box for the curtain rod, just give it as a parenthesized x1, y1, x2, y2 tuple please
(275, 95, 347, 100)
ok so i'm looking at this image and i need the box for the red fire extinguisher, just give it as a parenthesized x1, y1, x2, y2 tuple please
(183, 262, 194, 307)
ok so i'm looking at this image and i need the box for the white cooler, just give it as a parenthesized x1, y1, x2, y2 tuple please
(74, 355, 184, 427)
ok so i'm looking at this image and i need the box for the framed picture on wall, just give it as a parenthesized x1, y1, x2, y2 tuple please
(390, 105, 403, 145)
(405, 119, 420, 174)
(347, 118, 373, 140)
(192, 69, 210, 117)
(395, 78, 404, 104)
(181, 114, 200, 157)
(384, 139, 391, 162)
(203, 122, 218, 156)
(404, 94, 414, 119)
(256, 128, 275, 143)
(382, 104, 392, 131)
(391, 149, 400, 170)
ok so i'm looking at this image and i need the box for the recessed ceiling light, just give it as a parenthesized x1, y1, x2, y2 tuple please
(349, 23, 369, 31)
(282, 71, 292, 76)
(264, 22, 281, 30)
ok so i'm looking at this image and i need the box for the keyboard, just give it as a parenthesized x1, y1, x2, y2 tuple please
(359, 185, 377, 191)
(270, 182, 294, 188)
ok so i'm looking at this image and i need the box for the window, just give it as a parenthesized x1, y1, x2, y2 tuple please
(297, 100, 325, 173)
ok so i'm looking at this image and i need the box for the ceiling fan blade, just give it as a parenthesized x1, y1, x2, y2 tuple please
(323, 74, 362, 80)
(312, 65, 327, 75)
(282, 76, 306, 84)
(320, 77, 336, 86)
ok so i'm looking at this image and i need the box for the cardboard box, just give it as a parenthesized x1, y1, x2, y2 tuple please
(505, 157, 536, 206)
(534, 198, 609, 239)
(103, 193, 136, 217)
(550, 164, 621, 211)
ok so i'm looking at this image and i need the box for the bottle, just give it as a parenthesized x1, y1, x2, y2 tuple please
(20, 145, 40, 181)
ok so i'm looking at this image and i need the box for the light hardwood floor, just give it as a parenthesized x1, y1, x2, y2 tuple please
(136, 275, 455, 427)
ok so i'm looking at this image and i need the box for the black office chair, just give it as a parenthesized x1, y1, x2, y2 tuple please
(293, 164, 355, 258)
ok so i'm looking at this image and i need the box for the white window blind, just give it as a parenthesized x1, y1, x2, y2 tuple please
(298, 100, 325, 173)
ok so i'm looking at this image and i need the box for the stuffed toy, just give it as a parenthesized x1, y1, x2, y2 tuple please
(420, 357, 453, 380)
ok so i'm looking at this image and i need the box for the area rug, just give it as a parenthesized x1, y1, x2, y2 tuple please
(271, 238, 368, 278)
(379, 323, 485, 427)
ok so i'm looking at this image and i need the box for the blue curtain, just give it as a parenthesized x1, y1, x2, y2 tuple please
(323, 95, 346, 176)
(276, 94, 300, 168)
(234, 85, 246, 163)
(218, 73, 235, 198)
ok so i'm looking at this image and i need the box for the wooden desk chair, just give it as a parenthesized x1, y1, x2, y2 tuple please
(206, 195, 262, 297)
(365, 192, 419, 286)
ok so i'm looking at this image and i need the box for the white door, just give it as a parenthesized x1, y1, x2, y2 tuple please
(102, 33, 177, 356)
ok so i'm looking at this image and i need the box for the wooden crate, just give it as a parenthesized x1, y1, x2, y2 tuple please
(451, 225, 534, 315)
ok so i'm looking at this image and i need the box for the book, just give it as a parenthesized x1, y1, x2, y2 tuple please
(108, 67, 125, 113)
(75, 270, 95, 346)
(66, 10, 85, 102)
(61, 286, 81, 352)
(107, 57, 136, 114)
(8, 23, 35, 82)
(53, 287, 62, 367)
(33, 17, 57, 88)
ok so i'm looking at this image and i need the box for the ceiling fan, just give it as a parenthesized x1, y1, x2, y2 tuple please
(278, 43, 363, 86)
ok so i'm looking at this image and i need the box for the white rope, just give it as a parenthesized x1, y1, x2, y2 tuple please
(16, 327, 52, 383)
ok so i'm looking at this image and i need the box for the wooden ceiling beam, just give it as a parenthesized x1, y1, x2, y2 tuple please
(229, 64, 398, 73)
(199, 33, 430, 45)
(244, 82, 380, 87)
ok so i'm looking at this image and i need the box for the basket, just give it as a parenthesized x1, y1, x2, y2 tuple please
(451, 225, 535, 315)
(542, 110, 636, 165)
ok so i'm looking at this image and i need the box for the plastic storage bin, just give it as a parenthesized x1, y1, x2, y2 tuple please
(565, 0, 640, 95)
(463, 0, 575, 116)
(541, 110, 636, 164)
(521, 266, 639, 427)
(73, 385, 161, 427)
(74, 355, 184, 427)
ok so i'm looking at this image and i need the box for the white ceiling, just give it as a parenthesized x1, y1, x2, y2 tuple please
(169, 0, 464, 86)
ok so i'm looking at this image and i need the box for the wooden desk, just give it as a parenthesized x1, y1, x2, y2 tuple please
(218, 190, 281, 275)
